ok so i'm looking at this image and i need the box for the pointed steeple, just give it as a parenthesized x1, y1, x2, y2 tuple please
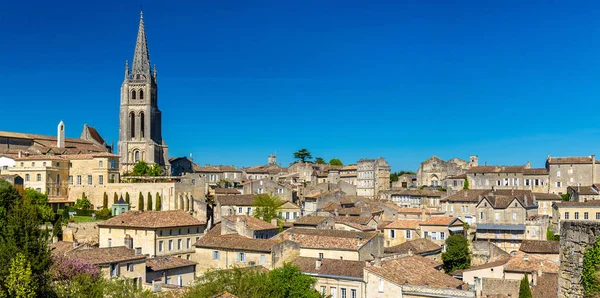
(131, 10, 151, 79)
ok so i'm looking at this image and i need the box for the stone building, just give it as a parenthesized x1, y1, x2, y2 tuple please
(118, 12, 170, 173)
(293, 257, 367, 298)
(552, 200, 600, 234)
(379, 189, 446, 208)
(466, 163, 549, 192)
(356, 158, 390, 199)
(416, 155, 477, 187)
(546, 155, 600, 195)
(65, 246, 146, 284)
(391, 173, 416, 189)
(567, 184, 600, 202)
(241, 178, 294, 202)
(339, 165, 357, 186)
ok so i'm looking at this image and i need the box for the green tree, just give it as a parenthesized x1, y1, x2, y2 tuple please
(442, 234, 471, 273)
(113, 192, 118, 204)
(463, 178, 470, 190)
(103, 192, 108, 209)
(147, 192, 153, 211)
(561, 193, 570, 201)
(293, 149, 312, 163)
(132, 161, 149, 176)
(138, 192, 144, 211)
(0, 179, 21, 223)
(583, 237, 600, 297)
(315, 157, 326, 164)
(148, 164, 163, 176)
(252, 194, 283, 223)
(6, 253, 36, 298)
(21, 188, 53, 222)
(125, 192, 130, 204)
(519, 274, 533, 298)
(546, 227, 560, 241)
(184, 264, 319, 298)
(155, 192, 161, 211)
(328, 158, 343, 166)
(75, 193, 92, 210)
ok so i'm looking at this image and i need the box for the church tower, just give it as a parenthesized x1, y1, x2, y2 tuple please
(118, 11, 169, 173)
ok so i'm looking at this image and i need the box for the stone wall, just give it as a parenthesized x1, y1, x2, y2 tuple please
(559, 220, 600, 298)
(471, 241, 509, 266)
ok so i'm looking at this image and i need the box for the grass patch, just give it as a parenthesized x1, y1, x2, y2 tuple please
(72, 216, 104, 223)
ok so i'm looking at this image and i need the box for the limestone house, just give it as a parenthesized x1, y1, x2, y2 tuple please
(293, 215, 334, 229)
(97, 210, 206, 259)
(441, 189, 490, 225)
(241, 177, 295, 203)
(192, 165, 243, 187)
(364, 255, 472, 298)
(146, 256, 197, 288)
(277, 200, 301, 223)
(475, 190, 539, 253)
(334, 216, 377, 232)
(66, 246, 146, 285)
(303, 189, 343, 215)
(442, 173, 467, 194)
(220, 215, 279, 239)
(518, 240, 560, 263)
(193, 223, 299, 274)
(457, 251, 559, 287)
(567, 184, 600, 202)
(546, 155, 600, 194)
(381, 220, 422, 247)
(552, 200, 600, 233)
(533, 192, 562, 217)
(215, 194, 254, 222)
(214, 188, 241, 196)
(419, 216, 464, 248)
(339, 165, 358, 186)
(293, 257, 366, 298)
(379, 189, 446, 208)
(383, 238, 442, 262)
(275, 228, 383, 261)
(466, 164, 549, 193)
(391, 173, 417, 189)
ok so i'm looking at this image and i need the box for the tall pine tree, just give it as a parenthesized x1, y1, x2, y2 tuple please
(147, 192, 153, 211)
(138, 192, 144, 211)
(155, 192, 161, 211)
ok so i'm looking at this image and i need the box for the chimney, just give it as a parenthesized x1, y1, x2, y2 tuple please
(72, 239, 78, 249)
(593, 155, 596, 184)
(374, 257, 382, 268)
(289, 230, 294, 241)
(316, 259, 322, 270)
(18, 151, 22, 158)
(57, 121, 65, 149)
(124, 234, 133, 249)
(271, 218, 278, 226)
(524, 254, 529, 262)
(357, 236, 363, 247)
(408, 248, 414, 256)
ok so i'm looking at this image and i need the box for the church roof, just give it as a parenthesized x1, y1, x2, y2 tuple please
(131, 11, 151, 78)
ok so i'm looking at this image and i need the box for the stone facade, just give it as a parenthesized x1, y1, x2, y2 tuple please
(467, 163, 549, 192)
(357, 158, 390, 199)
(118, 12, 169, 173)
(416, 155, 477, 187)
(547, 155, 600, 195)
(558, 221, 600, 298)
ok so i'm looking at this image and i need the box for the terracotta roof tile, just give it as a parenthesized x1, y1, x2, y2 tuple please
(147, 256, 197, 271)
(384, 238, 441, 255)
(212, 291, 238, 298)
(504, 252, 559, 273)
(384, 220, 421, 230)
(365, 255, 463, 288)
(554, 200, 600, 207)
(453, 257, 510, 275)
(334, 216, 372, 225)
(523, 168, 548, 175)
(277, 228, 378, 250)
(215, 188, 241, 195)
(66, 246, 145, 265)
(336, 222, 375, 231)
(217, 195, 255, 206)
(547, 156, 600, 164)
(531, 272, 558, 298)
(468, 166, 525, 174)
(194, 234, 280, 252)
(223, 215, 278, 231)
(98, 210, 205, 229)
(420, 216, 461, 226)
(441, 189, 490, 203)
(294, 216, 330, 226)
(519, 240, 560, 254)
(293, 257, 365, 279)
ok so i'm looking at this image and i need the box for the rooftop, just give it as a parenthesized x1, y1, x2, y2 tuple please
(147, 256, 197, 271)
(384, 219, 421, 230)
(365, 255, 463, 289)
(293, 257, 365, 279)
(66, 246, 145, 265)
(384, 238, 441, 255)
(194, 234, 281, 252)
(98, 210, 205, 229)
(294, 216, 330, 226)
(277, 228, 378, 250)
(223, 215, 278, 231)
(217, 195, 255, 206)
(519, 240, 560, 254)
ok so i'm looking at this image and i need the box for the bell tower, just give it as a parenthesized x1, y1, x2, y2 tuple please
(118, 11, 169, 173)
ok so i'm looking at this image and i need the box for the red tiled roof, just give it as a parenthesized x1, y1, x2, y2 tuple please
(277, 228, 378, 250)
(365, 255, 463, 288)
(98, 210, 205, 229)
(147, 256, 197, 271)
(66, 246, 145, 265)
(222, 215, 278, 231)
(293, 257, 365, 279)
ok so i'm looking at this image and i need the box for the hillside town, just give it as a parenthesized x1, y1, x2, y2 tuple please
(0, 9, 598, 298)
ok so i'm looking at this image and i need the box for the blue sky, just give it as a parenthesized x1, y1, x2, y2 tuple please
(1, 1, 600, 171)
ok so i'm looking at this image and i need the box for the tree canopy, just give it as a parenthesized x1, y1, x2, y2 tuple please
(314, 157, 326, 165)
(132, 161, 163, 176)
(252, 194, 284, 223)
(293, 149, 312, 163)
(442, 234, 470, 273)
(328, 158, 343, 166)
(390, 171, 416, 182)
(519, 274, 532, 298)
(583, 237, 600, 297)
(183, 263, 320, 298)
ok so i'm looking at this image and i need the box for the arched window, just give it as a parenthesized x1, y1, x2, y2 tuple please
(135, 151, 140, 162)
(131, 90, 136, 100)
(130, 112, 135, 139)
(139, 90, 144, 99)
(140, 112, 145, 138)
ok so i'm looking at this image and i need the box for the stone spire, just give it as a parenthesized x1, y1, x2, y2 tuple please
(131, 10, 151, 79)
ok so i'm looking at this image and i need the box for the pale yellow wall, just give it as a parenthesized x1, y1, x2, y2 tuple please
(146, 264, 196, 287)
(299, 247, 359, 261)
(419, 225, 453, 246)
(98, 259, 146, 281)
(6, 159, 69, 196)
(555, 205, 600, 233)
(443, 202, 477, 225)
(383, 228, 421, 247)
(462, 264, 505, 285)
(364, 270, 402, 298)
(314, 277, 365, 298)
(537, 200, 560, 216)
(192, 247, 273, 275)
(99, 226, 203, 257)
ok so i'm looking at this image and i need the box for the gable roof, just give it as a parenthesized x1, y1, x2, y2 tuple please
(215, 188, 241, 195)
(531, 273, 558, 298)
(365, 255, 463, 288)
(294, 216, 330, 226)
(547, 156, 600, 164)
(384, 219, 421, 230)
(519, 240, 560, 254)
(420, 216, 462, 226)
(194, 234, 280, 252)
(222, 215, 278, 231)
(217, 195, 255, 206)
(277, 228, 378, 250)
(384, 238, 441, 255)
(98, 210, 205, 229)
(441, 189, 490, 203)
(334, 216, 373, 225)
(147, 256, 197, 271)
(66, 246, 145, 265)
(478, 190, 538, 209)
(293, 257, 365, 279)
(335, 222, 376, 231)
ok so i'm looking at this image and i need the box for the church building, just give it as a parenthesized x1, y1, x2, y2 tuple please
(118, 12, 170, 173)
